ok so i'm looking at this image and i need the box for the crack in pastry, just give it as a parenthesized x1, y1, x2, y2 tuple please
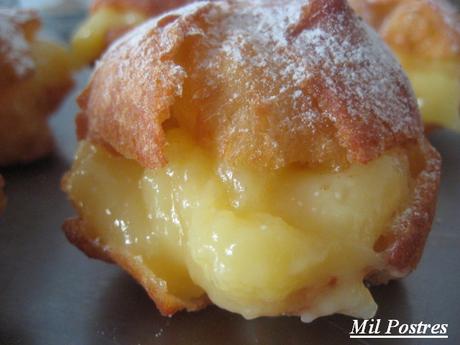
(0, 9, 74, 166)
(63, 0, 441, 321)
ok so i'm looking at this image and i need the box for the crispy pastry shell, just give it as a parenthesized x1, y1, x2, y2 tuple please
(77, 0, 422, 170)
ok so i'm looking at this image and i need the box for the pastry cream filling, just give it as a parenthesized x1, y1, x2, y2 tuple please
(71, 8, 147, 67)
(396, 53, 460, 131)
(65, 129, 411, 320)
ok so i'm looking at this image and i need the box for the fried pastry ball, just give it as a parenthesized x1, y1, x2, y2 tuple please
(71, 0, 193, 66)
(63, 0, 441, 321)
(0, 9, 73, 166)
(349, 0, 460, 131)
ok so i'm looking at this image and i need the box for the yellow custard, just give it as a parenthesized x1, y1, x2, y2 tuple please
(396, 53, 460, 131)
(71, 8, 147, 67)
(64, 129, 411, 320)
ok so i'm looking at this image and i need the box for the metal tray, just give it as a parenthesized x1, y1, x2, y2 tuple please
(1, 15, 460, 345)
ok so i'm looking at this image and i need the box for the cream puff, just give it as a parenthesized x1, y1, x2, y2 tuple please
(0, 9, 73, 166)
(63, 0, 441, 321)
(349, 0, 460, 131)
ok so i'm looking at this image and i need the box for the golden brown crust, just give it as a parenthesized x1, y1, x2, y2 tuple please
(0, 63, 72, 166)
(78, 0, 422, 170)
(385, 139, 441, 272)
(0, 175, 6, 214)
(63, 217, 210, 316)
(368, 138, 441, 285)
(349, 0, 460, 59)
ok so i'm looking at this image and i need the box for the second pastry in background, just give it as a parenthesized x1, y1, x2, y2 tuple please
(349, 0, 460, 131)
(0, 9, 74, 166)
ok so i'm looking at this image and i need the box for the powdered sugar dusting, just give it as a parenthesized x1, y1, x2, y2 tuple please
(196, 0, 420, 134)
(0, 9, 36, 78)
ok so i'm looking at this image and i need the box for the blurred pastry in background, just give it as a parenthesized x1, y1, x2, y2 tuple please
(63, 0, 440, 321)
(349, 0, 460, 131)
(0, 8, 73, 166)
(71, 0, 194, 66)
